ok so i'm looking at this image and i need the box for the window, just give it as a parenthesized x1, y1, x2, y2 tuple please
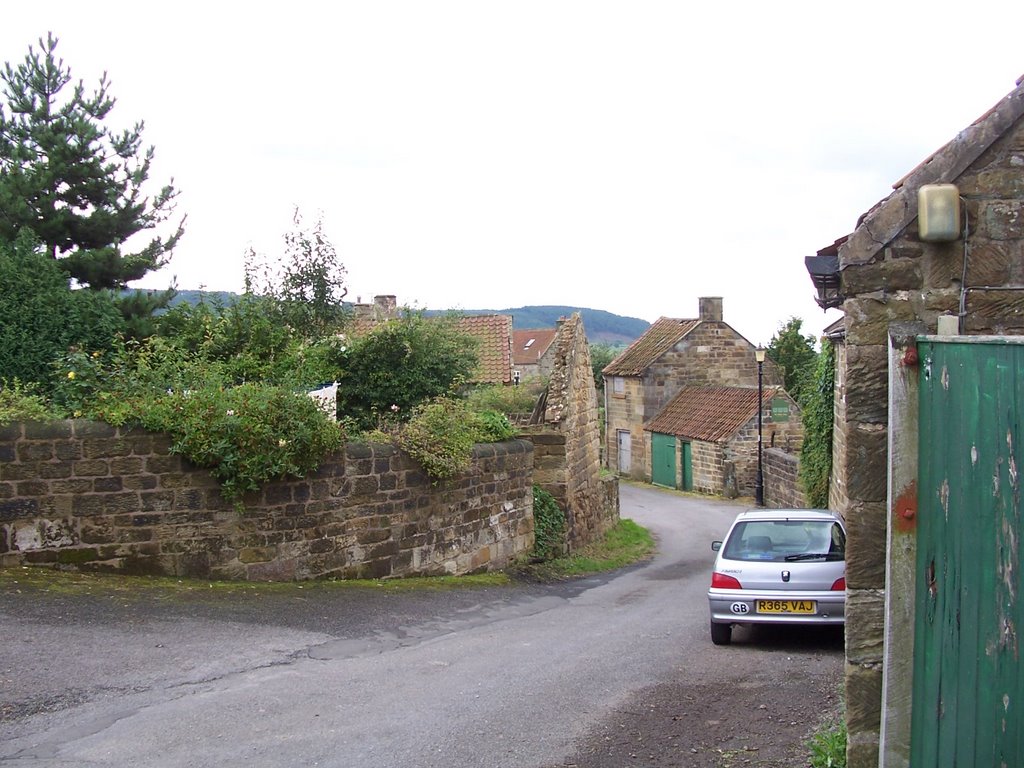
(613, 377, 625, 396)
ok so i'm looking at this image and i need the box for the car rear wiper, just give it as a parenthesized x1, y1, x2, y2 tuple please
(784, 552, 843, 561)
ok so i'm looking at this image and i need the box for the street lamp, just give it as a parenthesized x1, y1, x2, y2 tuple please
(754, 347, 766, 507)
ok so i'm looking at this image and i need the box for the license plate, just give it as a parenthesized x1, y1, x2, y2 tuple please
(756, 600, 816, 614)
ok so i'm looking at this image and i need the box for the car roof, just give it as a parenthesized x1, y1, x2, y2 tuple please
(731, 509, 841, 523)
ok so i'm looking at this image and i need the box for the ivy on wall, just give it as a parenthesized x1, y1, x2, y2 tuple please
(798, 341, 835, 509)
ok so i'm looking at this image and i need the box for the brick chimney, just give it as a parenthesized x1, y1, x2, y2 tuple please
(698, 296, 723, 322)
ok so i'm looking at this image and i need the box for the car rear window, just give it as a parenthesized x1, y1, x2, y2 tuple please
(722, 520, 845, 562)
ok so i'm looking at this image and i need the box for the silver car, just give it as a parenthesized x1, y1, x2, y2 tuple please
(707, 509, 846, 645)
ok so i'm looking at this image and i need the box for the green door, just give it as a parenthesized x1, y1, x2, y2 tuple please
(651, 432, 676, 488)
(681, 441, 693, 491)
(912, 339, 1024, 766)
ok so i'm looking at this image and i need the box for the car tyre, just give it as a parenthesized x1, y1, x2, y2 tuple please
(710, 620, 732, 646)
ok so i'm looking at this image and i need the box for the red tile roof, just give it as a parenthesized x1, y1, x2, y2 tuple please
(644, 385, 780, 442)
(602, 317, 701, 376)
(512, 328, 558, 366)
(457, 314, 513, 385)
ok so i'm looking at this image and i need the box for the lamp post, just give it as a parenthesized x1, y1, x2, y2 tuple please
(754, 347, 766, 507)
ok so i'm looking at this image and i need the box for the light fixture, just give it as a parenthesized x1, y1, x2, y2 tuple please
(918, 183, 961, 242)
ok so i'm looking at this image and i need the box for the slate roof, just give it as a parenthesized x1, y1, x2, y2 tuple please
(512, 328, 558, 366)
(457, 314, 513, 385)
(602, 317, 701, 376)
(644, 385, 780, 442)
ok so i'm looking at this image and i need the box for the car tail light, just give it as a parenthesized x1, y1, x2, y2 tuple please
(711, 572, 742, 589)
(831, 577, 846, 591)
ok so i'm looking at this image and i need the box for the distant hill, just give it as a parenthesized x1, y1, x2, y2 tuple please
(168, 292, 649, 347)
(437, 306, 649, 346)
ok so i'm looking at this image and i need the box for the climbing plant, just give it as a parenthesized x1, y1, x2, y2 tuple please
(798, 340, 835, 508)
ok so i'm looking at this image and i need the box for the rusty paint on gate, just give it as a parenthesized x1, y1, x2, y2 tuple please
(894, 480, 918, 533)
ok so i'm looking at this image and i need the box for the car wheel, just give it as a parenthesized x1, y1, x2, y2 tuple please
(710, 620, 732, 646)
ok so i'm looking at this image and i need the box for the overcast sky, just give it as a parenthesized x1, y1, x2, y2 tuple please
(3, 2, 1023, 345)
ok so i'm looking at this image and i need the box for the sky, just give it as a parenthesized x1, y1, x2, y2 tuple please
(3, 2, 1023, 346)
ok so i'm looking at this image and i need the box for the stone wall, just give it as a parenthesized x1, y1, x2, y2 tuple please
(526, 313, 619, 550)
(764, 447, 806, 509)
(0, 420, 535, 580)
(689, 439, 723, 495)
(834, 102, 1024, 767)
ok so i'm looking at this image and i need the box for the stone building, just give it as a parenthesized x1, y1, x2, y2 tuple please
(601, 297, 784, 487)
(512, 327, 559, 381)
(644, 385, 801, 498)
(804, 75, 1024, 768)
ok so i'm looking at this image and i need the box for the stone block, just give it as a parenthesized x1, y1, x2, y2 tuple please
(964, 242, 1014, 285)
(0, 498, 38, 522)
(843, 259, 922, 296)
(845, 501, 888, 589)
(843, 297, 918, 346)
(845, 589, 885, 665)
(845, 662, 883, 734)
(24, 421, 73, 439)
(844, 346, 888, 425)
(109, 457, 144, 475)
(980, 200, 1024, 239)
(844, 424, 888, 503)
(72, 421, 116, 438)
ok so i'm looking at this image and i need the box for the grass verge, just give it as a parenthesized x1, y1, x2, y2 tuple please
(509, 518, 655, 581)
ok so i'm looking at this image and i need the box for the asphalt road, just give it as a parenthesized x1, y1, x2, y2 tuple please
(0, 485, 841, 767)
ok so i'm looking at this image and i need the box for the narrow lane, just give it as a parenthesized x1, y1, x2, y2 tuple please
(0, 485, 835, 768)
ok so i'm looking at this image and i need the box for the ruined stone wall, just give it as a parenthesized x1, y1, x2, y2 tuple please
(835, 117, 1024, 767)
(0, 420, 535, 580)
(527, 314, 619, 549)
(764, 448, 806, 509)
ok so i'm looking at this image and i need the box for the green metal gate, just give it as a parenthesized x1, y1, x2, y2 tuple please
(651, 432, 676, 488)
(912, 339, 1024, 766)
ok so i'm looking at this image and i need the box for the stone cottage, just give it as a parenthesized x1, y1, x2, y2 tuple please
(601, 296, 784, 486)
(644, 384, 801, 498)
(512, 327, 559, 381)
(804, 75, 1024, 768)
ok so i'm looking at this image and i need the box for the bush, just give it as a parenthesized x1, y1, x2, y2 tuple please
(530, 485, 566, 561)
(0, 380, 59, 425)
(139, 383, 344, 505)
(336, 312, 479, 431)
(465, 382, 543, 416)
(47, 340, 344, 505)
(396, 397, 485, 481)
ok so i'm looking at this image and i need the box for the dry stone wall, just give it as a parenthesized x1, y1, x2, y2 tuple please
(0, 420, 535, 580)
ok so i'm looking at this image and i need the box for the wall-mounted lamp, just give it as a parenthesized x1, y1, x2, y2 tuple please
(918, 183, 961, 242)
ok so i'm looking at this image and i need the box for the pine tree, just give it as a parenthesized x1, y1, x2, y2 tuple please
(0, 33, 184, 331)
